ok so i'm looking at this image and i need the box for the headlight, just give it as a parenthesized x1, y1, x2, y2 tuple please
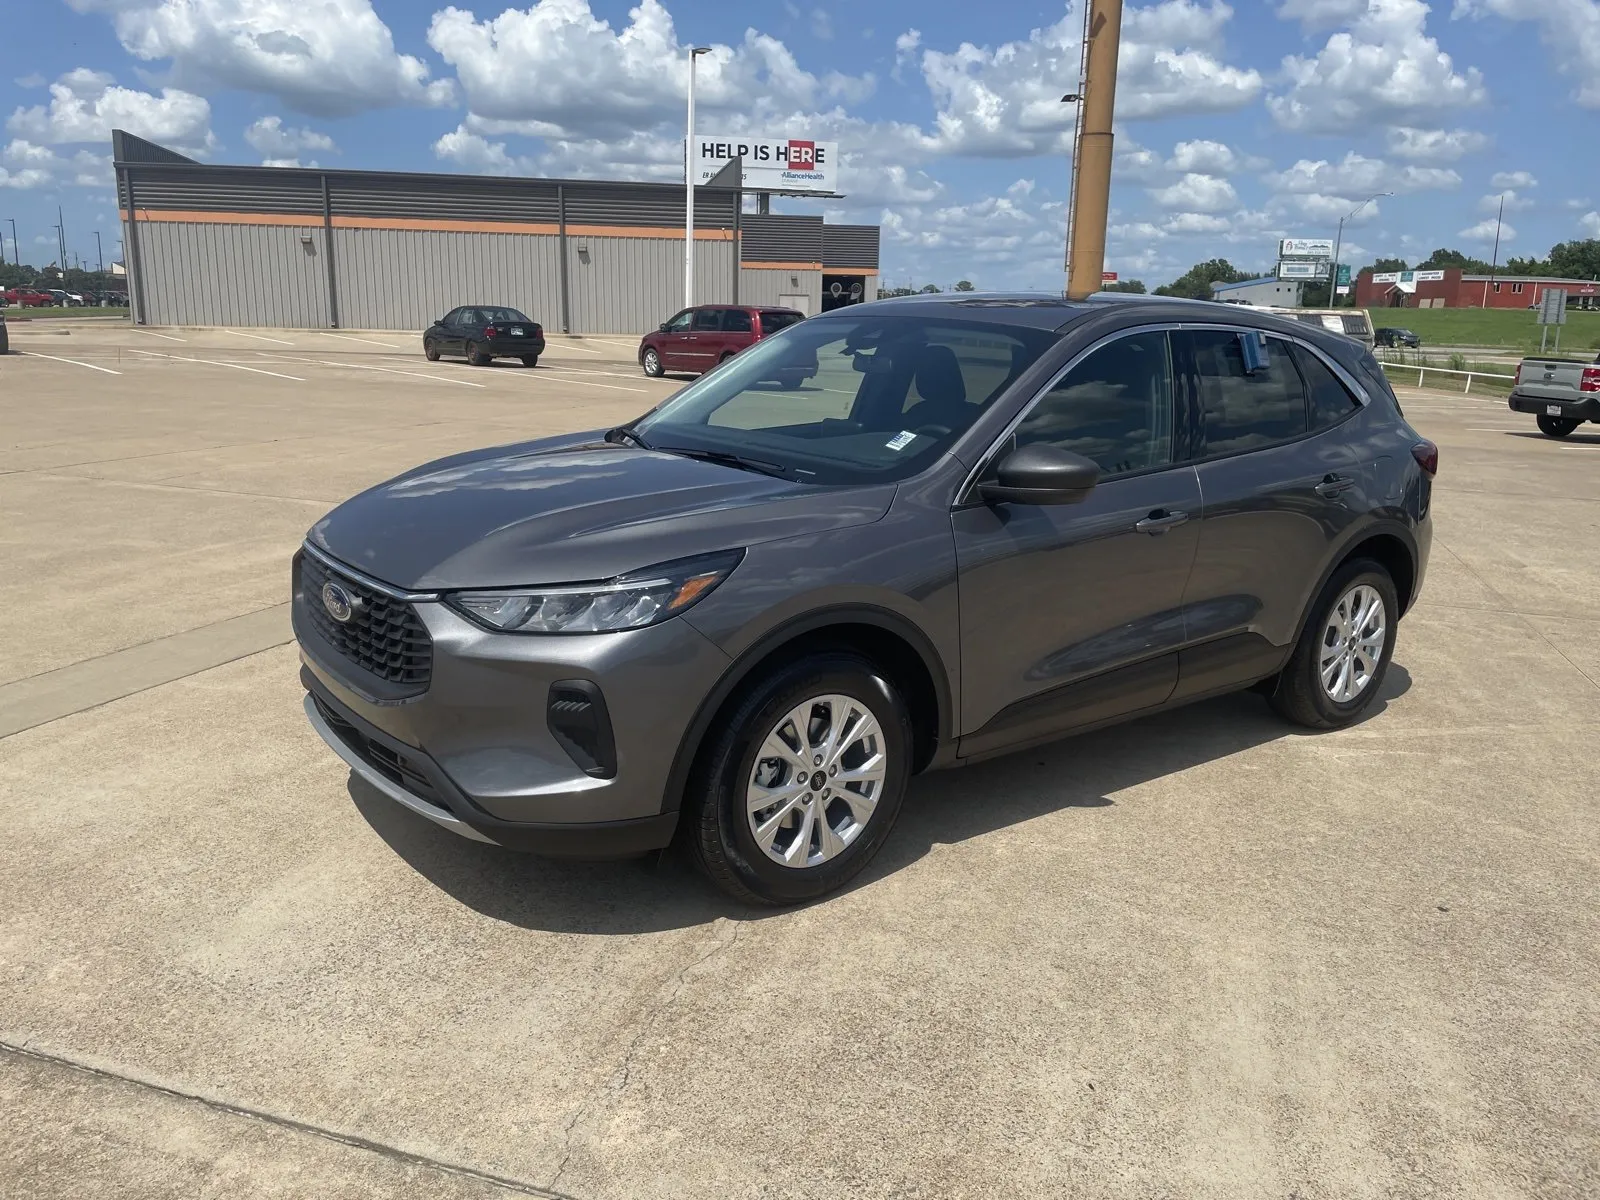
(447, 550, 743, 634)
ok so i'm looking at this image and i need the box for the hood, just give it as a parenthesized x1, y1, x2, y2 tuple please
(308, 433, 895, 590)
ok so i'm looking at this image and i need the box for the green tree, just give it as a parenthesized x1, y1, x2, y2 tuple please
(1153, 258, 1250, 301)
(1102, 279, 1147, 293)
(919, 283, 941, 294)
(1371, 257, 1409, 273)
(1501, 256, 1550, 276)
(1417, 247, 1496, 273)
(953, 279, 975, 291)
(1547, 238, 1600, 280)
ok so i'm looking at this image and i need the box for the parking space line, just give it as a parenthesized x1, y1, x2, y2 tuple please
(128, 328, 187, 342)
(129, 348, 305, 382)
(309, 359, 487, 388)
(541, 364, 662, 384)
(221, 329, 295, 346)
(320, 332, 402, 349)
(503, 369, 646, 393)
(18, 351, 122, 376)
(545, 341, 600, 354)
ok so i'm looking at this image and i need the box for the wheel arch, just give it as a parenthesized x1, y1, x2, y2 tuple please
(1293, 521, 1420, 648)
(664, 606, 954, 815)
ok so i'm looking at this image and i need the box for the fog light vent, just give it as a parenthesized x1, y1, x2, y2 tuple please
(547, 681, 617, 779)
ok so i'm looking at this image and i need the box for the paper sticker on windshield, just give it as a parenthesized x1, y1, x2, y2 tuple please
(885, 430, 918, 451)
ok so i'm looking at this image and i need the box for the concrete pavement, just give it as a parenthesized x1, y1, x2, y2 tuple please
(2, 324, 1597, 1198)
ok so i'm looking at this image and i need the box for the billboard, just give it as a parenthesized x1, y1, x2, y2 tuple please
(1280, 237, 1335, 260)
(1278, 260, 1328, 280)
(1371, 270, 1446, 284)
(692, 136, 840, 195)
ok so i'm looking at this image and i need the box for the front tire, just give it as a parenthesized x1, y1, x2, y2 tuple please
(1537, 414, 1579, 438)
(424, 339, 440, 361)
(642, 348, 664, 377)
(686, 655, 912, 905)
(1268, 559, 1398, 730)
(466, 341, 490, 367)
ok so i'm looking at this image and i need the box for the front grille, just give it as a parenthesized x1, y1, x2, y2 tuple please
(300, 552, 432, 692)
(312, 695, 453, 813)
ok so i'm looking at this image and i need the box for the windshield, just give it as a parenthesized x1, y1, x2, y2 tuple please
(634, 314, 1056, 484)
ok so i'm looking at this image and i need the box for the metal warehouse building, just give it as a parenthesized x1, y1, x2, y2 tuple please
(113, 131, 881, 334)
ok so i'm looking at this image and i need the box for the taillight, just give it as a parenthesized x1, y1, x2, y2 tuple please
(1581, 367, 1600, 393)
(1411, 440, 1439, 477)
(1514, 363, 1522, 387)
(483, 325, 496, 338)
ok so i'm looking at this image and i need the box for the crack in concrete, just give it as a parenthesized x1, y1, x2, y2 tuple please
(1, 1039, 581, 1199)
(546, 919, 744, 1193)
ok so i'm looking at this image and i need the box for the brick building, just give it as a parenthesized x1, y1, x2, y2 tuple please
(1354, 267, 1600, 311)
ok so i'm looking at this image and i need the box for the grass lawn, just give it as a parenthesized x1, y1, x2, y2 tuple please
(1367, 306, 1600, 353)
(3, 306, 130, 319)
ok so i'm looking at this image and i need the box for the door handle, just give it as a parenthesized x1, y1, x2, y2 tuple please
(1135, 509, 1190, 534)
(1315, 474, 1356, 498)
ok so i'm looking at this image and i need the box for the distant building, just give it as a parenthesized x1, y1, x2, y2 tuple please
(1210, 277, 1306, 307)
(1354, 267, 1600, 311)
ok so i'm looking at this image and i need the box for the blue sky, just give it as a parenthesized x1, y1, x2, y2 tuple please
(3, 0, 1599, 289)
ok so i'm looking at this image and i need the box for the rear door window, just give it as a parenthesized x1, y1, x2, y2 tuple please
(723, 309, 753, 333)
(692, 309, 723, 331)
(1181, 330, 1309, 456)
(1290, 343, 1361, 430)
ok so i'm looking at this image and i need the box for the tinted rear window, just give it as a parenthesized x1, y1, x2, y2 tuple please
(760, 311, 803, 332)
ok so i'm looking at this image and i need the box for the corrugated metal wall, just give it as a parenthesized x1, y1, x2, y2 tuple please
(138, 221, 329, 327)
(740, 267, 822, 313)
(334, 228, 563, 331)
(822, 224, 880, 269)
(740, 214, 824, 264)
(567, 237, 734, 333)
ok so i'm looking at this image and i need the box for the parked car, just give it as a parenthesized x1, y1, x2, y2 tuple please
(423, 306, 545, 366)
(1509, 351, 1600, 437)
(639, 305, 808, 380)
(294, 292, 1435, 905)
(1374, 327, 1422, 348)
(4, 287, 53, 308)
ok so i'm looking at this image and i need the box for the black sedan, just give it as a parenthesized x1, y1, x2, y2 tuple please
(1374, 327, 1421, 348)
(425, 306, 546, 366)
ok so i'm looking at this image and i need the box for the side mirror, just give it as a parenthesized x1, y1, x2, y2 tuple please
(659, 322, 671, 332)
(979, 444, 1100, 506)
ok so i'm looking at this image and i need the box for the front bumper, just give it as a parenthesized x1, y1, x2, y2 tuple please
(1509, 392, 1600, 422)
(293, 550, 732, 855)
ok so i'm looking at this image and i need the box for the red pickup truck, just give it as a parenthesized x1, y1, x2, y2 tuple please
(4, 287, 55, 307)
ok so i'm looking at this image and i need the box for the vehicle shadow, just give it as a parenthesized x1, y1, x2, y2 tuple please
(350, 665, 1411, 934)
(1502, 430, 1600, 445)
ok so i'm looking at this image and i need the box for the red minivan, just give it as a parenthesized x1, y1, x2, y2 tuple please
(639, 305, 806, 378)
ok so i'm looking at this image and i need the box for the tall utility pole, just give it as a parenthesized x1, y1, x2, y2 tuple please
(684, 46, 711, 309)
(57, 206, 67, 276)
(1064, 0, 1123, 300)
(95, 231, 104, 274)
(1482, 194, 1505, 308)
(8, 219, 18, 267)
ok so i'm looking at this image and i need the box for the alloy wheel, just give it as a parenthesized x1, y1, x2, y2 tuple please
(745, 694, 887, 868)
(1319, 583, 1387, 704)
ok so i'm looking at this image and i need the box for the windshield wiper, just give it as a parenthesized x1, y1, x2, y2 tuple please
(605, 424, 653, 450)
(652, 445, 792, 479)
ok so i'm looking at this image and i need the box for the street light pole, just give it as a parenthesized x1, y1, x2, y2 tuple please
(685, 46, 712, 310)
(7, 219, 18, 267)
(1328, 191, 1390, 308)
(1482, 193, 1505, 309)
(95, 231, 104, 275)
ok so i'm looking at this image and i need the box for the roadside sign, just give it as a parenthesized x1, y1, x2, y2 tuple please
(1278, 260, 1327, 280)
(1101, 271, 1118, 282)
(1280, 238, 1334, 260)
(1336, 264, 1351, 287)
(1538, 289, 1568, 326)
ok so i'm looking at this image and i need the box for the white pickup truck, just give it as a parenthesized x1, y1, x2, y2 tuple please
(1509, 352, 1600, 437)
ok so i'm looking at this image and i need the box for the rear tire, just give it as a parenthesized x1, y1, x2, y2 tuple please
(1268, 559, 1398, 730)
(1537, 414, 1579, 438)
(642, 348, 664, 377)
(521, 355, 539, 367)
(686, 654, 912, 906)
(780, 376, 803, 391)
(423, 339, 440, 361)
(466, 341, 490, 367)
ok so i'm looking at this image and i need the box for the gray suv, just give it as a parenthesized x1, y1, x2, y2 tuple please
(295, 293, 1435, 904)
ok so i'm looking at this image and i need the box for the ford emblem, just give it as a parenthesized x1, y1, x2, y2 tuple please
(321, 580, 357, 623)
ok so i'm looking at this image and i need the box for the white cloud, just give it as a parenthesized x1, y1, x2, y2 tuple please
(1489, 170, 1537, 189)
(1454, 0, 1600, 107)
(810, 8, 833, 40)
(1168, 139, 1239, 173)
(1148, 173, 1238, 212)
(1269, 0, 1487, 132)
(1285, 192, 1385, 222)
(1479, 189, 1533, 212)
(65, 0, 453, 117)
(1458, 216, 1515, 242)
(244, 115, 336, 165)
(1267, 152, 1461, 197)
(1565, 197, 1593, 210)
(1579, 212, 1600, 236)
(1277, 0, 1369, 26)
(1, 138, 113, 189)
(433, 125, 533, 176)
(1386, 126, 1490, 161)
(1007, 178, 1036, 197)
(15, 73, 46, 88)
(1165, 211, 1232, 233)
(6, 68, 214, 154)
